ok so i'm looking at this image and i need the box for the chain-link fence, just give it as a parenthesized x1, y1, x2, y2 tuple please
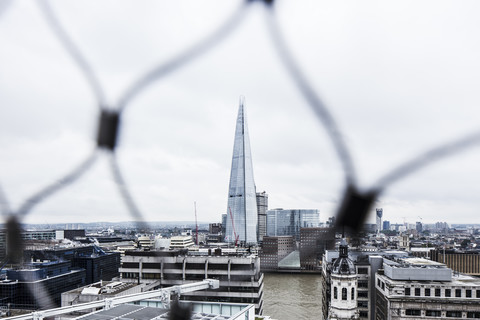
(1, 0, 480, 315)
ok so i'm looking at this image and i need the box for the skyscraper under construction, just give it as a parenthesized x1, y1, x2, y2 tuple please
(225, 97, 258, 245)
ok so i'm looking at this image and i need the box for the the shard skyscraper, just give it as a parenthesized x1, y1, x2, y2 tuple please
(225, 97, 258, 245)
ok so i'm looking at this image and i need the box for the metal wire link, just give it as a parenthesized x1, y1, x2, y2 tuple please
(0, 0, 479, 249)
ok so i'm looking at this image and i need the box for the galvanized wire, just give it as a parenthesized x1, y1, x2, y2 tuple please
(117, 0, 251, 112)
(264, 4, 357, 186)
(16, 149, 99, 219)
(37, 0, 107, 109)
(0, 0, 478, 278)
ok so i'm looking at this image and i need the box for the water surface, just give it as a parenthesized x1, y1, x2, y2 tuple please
(263, 273, 323, 320)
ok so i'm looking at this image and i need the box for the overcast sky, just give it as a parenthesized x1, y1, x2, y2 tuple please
(1, 0, 480, 226)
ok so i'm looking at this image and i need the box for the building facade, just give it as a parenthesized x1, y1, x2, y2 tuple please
(376, 209, 383, 234)
(328, 240, 359, 320)
(299, 227, 334, 271)
(0, 261, 86, 309)
(430, 249, 480, 276)
(256, 191, 268, 243)
(382, 221, 390, 232)
(24, 245, 120, 285)
(266, 209, 319, 240)
(322, 246, 407, 320)
(375, 257, 480, 319)
(225, 97, 258, 245)
(119, 250, 264, 314)
(259, 236, 294, 272)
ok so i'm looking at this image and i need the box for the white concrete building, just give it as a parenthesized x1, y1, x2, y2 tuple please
(328, 239, 359, 320)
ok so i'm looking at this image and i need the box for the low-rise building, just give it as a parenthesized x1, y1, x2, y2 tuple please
(169, 236, 194, 249)
(0, 261, 86, 309)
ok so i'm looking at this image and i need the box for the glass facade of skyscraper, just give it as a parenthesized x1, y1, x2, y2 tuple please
(266, 209, 320, 240)
(225, 98, 258, 244)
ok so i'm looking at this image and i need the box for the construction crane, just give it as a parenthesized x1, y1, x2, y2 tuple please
(228, 207, 239, 246)
(194, 201, 198, 245)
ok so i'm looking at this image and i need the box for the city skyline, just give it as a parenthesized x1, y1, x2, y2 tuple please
(1, 1, 480, 225)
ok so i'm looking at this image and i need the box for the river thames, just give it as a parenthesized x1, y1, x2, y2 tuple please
(263, 273, 324, 320)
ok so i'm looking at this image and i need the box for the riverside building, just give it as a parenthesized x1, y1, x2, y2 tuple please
(266, 209, 320, 240)
(225, 97, 259, 245)
(119, 249, 264, 314)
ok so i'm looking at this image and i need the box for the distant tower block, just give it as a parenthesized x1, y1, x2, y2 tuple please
(225, 97, 258, 245)
(376, 208, 383, 234)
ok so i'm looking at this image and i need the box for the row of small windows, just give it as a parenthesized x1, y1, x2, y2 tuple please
(405, 310, 480, 318)
(333, 287, 355, 300)
(357, 267, 369, 274)
(404, 287, 480, 298)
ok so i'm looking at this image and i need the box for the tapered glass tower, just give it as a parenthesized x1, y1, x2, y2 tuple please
(225, 97, 258, 245)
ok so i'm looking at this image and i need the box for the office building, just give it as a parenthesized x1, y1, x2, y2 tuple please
(169, 236, 195, 249)
(382, 221, 390, 232)
(209, 223, 222, 234)
(24, 245, 120, 285)
(119, 249, 264, 314)
(256, 191, 268, 242)
(375, 257, 480, 319)
(322, 245, 408, 320)
(415, 221, 423, 233)
(0, 260, 86, 309)
(266, 209, 319, 240)
(259, 236, 294, 272)
(225, 97, 258, 245)
(221, 214, 227, 237)
(376, 209, 383, 234)
(299, 227, 335, 271)
(430, 249, 480, 276)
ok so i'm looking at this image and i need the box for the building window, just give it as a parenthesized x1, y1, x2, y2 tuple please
(477, 290, 480, 298)
(359, 311, 368, 318)
(446, 311, 462, 318)
(426, 310, 441, 317)
(334, 287, 337, 299)
(377, 279, 380, 286)
(381, 282, 385, 290)
(467, 312, 480, 318)
(358, 267, 368, 274)
(358, 281, 368, 288)
(455, 289, 461, 297)
(415, 288, 420, 296)
(405, 288, 410, 296)
(358, 291, 368, 298)
(425, 288, 431, 296)
(406, 309, 421, 316)
(342, 288, 347, 300)
(466, 289, 472, 298)
(445, 289, 451, 297)
(351, 288, 355, 300)
(435, 288, 441, 297)
(357, 301, 368, 308)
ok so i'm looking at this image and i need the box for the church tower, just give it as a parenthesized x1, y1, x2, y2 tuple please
(328, 239, 359, 320)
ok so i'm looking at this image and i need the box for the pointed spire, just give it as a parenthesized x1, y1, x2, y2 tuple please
(225, 96, 258, 245)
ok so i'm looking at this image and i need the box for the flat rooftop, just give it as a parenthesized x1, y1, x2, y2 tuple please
(401, 258, 444, 266)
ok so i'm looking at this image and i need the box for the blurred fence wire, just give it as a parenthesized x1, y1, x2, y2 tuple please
(1, 0, 480, 313)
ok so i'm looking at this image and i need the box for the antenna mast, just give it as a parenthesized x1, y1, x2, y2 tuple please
(194, 201, 198, 245)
